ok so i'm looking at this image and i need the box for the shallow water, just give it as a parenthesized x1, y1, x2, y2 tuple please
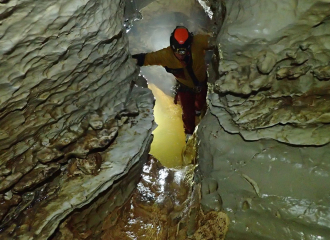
(148, 83, 186, 168)
(100, 156, 196, 240)
(100, 156, 229, 240)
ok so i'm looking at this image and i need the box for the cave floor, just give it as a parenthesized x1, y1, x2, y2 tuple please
(100, 156, 229, 240)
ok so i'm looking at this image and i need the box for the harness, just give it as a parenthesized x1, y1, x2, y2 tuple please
(185, 57, 204, 93)
(165, 53, 205, 93)
(176, 81, 206, 93)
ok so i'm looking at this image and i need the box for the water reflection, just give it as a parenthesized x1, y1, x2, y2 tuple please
(100, 156, 195, 240)
(148, 83, 186, 168)
(100, 156, 229, 240)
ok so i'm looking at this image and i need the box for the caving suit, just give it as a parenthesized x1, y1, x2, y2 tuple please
(136, 34, 210, 134)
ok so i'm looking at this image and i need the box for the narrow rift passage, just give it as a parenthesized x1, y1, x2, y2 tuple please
(148, 83, 186, 168)
(125, 0, 212, 170)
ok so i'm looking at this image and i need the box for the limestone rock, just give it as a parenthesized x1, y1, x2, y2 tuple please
(210, 0, 330, 145)
(0, 0, 154, 239)
(198, 1, 330, 239)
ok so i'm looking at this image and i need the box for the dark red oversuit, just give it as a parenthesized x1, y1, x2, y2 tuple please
(176, 84, 207, 134)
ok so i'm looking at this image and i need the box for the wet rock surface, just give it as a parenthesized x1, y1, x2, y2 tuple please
(208, 0, 330, 146)
(0, 0, 154, 238)
(54, 156, 228, 240)
(0, 86, 154, 239)
(198, 113, 330, 239)
(196, 0, 330, 239)
(2, 0, 330, 239)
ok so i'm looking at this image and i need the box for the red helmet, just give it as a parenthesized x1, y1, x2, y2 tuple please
(170, 26, 192, 53)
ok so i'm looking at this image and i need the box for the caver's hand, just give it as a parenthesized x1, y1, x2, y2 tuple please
(132, 53, 146, 66)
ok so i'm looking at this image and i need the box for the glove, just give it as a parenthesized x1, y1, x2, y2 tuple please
(132, 53, 146, 66)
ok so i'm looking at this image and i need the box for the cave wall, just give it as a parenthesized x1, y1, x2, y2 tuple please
(0, 0, 154, 239)
(198, 0, 330, 239)
(50, 146, 150, 240)
(2, 0, 330, 239)
(211, 0, 330, 145)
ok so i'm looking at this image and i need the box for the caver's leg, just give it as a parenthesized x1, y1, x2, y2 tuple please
(177, 91, 196, 134)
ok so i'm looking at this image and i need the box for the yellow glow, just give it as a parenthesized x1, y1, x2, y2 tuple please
(148, 83, 186, 168)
